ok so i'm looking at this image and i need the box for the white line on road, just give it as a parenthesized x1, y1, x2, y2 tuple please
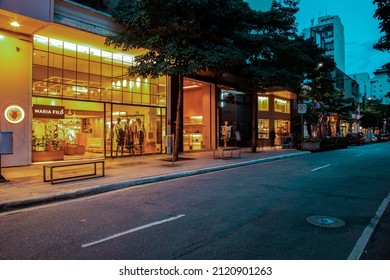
(81, 214, 186, 248)
(348, 192, 390, 260)
(311, 164, 331, 172)
(355, 153, 363, 157)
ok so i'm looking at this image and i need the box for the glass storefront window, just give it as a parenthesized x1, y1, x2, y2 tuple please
(31, 99, 105, 162)
(32, 35, 167, 106)
(258, 119, 269, 139)
(258, 96, 269, 111)
(183, 79, 212, 151)
(274, 120, 290, 137)
(274, 98, 290, 113)
(107, 104, 165, 156)
(31, 98, 166, 162)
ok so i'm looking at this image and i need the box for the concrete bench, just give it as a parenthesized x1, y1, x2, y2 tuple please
(213, 147, 241, 159)
(43, 159, 105, 184)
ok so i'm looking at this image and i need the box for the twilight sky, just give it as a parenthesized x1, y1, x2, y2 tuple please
(247, 0, 390, 77)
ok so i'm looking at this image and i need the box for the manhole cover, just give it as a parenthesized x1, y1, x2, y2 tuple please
(306, 216, 345, 228)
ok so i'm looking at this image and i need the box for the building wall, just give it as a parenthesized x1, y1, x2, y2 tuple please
(370, 69, 390, 105)
(0, 32, 32, 166)
(303, 15, 345, 72)
(0, 0, 52, 22)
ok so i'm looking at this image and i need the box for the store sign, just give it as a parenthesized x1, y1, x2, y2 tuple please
(33, 105, 65, 119)
(4, 105, 25, 124)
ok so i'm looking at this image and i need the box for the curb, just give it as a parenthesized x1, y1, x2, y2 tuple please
(0, 151, 311, 212)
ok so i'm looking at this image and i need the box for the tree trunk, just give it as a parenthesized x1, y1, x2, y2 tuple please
(251, 90, 258, 153)
(174, 73, 183, 161)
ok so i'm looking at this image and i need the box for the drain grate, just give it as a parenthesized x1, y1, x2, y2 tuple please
(306, 216, 345, 228)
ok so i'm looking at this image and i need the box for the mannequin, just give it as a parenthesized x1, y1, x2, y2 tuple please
(125, 119, 135, 155)
(114, 118, 124, 156)
(223, 121, 229, 148)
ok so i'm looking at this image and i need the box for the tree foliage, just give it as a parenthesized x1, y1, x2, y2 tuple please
(360, 99, 390, 132)
(238, 0, 301, 90)
(373, 0, 390, 53)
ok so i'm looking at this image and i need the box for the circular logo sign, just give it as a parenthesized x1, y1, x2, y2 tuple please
(4, 105, 25, 124)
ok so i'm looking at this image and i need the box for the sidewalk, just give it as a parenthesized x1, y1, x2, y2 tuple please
(0, 147, 309, 211)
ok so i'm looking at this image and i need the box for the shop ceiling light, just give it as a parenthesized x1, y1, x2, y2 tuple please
(10, 21, 20, 27)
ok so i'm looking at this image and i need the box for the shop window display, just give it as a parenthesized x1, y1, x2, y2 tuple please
(105, 105, 165, 157)
(258, 96, 269, 111)
(274, 120, 290, 146)
(274, 98, 290, 113)
(32, 103, 105, 162)
(258, 119, 269, 139)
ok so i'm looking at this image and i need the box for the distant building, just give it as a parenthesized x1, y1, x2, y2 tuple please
(369, 69, 390, 105)
(303, 15, 345, 72)
(350, 72, 370, 105)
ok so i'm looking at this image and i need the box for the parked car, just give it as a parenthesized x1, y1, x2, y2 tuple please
(345, 132, 364, 145)
(379, 133, 390, 141)
(363, 133, 377, 143)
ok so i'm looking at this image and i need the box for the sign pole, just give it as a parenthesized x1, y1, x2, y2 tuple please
(298, 104, 307, 150)
(301, 113, 304, 150)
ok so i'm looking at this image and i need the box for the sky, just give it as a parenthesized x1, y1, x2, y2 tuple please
(247, 0, 390, 77)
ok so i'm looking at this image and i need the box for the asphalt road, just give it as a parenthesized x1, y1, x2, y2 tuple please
(0, 143, 389, 260)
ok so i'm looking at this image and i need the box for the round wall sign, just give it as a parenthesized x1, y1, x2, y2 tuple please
(4, 105, 25, 124)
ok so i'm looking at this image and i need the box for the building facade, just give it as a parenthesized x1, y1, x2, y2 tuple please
(369, 69, 390, 105)
(0, 0, 297, 167)
(0, 0, 170, 167)
(303, 15, 345, 72)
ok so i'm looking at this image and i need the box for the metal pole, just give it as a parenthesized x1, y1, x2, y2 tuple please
(301, 113, 304, 150)
(172, 134, 175, 166)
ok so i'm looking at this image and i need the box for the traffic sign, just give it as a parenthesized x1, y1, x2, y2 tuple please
(298, 103, 307, 114)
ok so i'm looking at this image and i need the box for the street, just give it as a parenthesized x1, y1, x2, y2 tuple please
(0, 143, 389, 259)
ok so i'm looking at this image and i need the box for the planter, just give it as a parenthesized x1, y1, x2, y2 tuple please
(32, 150, 64, 162)
(302, 142, 321, 151)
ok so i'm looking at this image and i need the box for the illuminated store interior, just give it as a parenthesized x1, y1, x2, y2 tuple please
(31, 35, 167, 162)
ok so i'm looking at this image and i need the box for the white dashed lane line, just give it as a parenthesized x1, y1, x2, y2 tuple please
(81, 214, 186, 248)
(311, 164, 331, 172)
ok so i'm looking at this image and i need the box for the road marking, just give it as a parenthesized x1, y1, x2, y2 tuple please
(311, 164, 331, 172)
(81, 214, 185, 248)
(348, 192, 390, 260)
(355, 153, 363, 157)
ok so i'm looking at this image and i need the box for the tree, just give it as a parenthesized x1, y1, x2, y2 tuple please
(106, 0, 252, 159)
(237, 0, 302, 152)
(373, 0, 390, 69)
(373, 0, 390, 52)
(360, 99, 390, 132)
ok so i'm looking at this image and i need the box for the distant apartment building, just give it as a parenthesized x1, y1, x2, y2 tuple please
(369, 69, 390, 105)
(303, 15, 345, 72)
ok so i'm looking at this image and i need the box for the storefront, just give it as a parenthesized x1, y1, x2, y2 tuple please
(183, 78, 216, 151)
(257, 90, 296, 147)
(31, 35, 167, 162)
(218, 88, 252, 147)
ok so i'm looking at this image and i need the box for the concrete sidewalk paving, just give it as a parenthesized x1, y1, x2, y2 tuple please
(0, 148, 310, 211)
